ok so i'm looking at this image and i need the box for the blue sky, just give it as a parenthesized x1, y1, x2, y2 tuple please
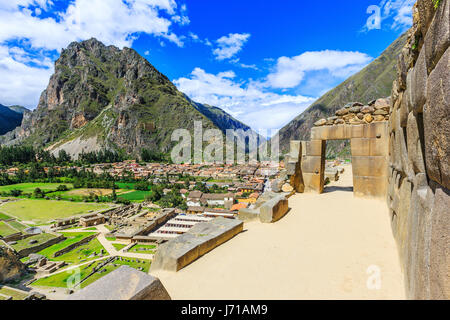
(0, 0, 414, 133)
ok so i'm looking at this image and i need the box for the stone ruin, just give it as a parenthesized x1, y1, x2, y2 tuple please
(386, 0, 449, 300)
(278, 0, 449, 300)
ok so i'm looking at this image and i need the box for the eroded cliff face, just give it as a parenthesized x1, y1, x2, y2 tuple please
(0, 246, 26, 283)
(388, 0, 449, 299)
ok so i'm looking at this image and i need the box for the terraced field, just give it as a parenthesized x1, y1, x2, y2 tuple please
(0, 200, 110, 224)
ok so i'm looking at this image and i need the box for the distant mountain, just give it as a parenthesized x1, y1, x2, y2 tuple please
(6, 105, 29, 114)
(186, 96, 251, 133)
(0, 104, 29, 135)
(275, 32, 408, 156)
(0, 38, 253, 159)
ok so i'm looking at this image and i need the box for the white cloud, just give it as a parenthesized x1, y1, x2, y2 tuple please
(174, 68, 316, 133)
(212, 33, 250, 61)
(0, 0, 189, 108)
(267, 50, 372, 89)
(0, 45, 53, 108)
(364, 0, 414, 31)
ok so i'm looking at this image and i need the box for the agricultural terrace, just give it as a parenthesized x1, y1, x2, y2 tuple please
(32, 257, 151, 289)
(36, 232, 97, 259)
(0, 183, 73, 194)
(0, 286, 29, 300)
(128, 244, 157, 254)
(0, 200, 110, 224)
(10, 233, 59, 252)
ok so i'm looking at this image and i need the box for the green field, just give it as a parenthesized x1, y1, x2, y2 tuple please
(112, 243, 126, 251)
(118, 190, 152, 202)
(37, 232, 97, 258)
(0, 212, 12, 220)
(47, 238, 107, 264)
(115, 182, 136, 190)
(0, 200, 110, 223)
(128, 244, 156, 254)
(0, 183, 73, 194)
(7, 220, 28, 231)
(0, 221, 19, 237)
(32, 257, 151, 289)
(0, 286, 28, 300)
(11, 233, 59, 251)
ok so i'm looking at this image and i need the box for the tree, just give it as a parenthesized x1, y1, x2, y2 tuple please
(33, 188, 44, 198)
(10, 189, 22, 197)
(57, 184, 69, 192)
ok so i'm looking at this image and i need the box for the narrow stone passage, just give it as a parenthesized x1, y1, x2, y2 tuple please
(153, 164, 405, 300)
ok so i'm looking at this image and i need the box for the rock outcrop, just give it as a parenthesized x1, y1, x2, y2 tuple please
(388, 0, 449, 299)
(0, 246, 26, 283)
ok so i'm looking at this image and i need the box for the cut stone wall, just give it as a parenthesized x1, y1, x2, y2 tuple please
(388, 0, 449, 299)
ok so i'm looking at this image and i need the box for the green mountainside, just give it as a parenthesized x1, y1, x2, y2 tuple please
(276, 32, 408, 156)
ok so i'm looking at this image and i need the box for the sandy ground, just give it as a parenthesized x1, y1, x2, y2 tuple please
(153, 164, 406, 300)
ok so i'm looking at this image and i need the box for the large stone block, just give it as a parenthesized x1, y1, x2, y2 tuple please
(259, 195, 289, 223)
(67, 266, 171, 300)
(289, 140, 302, 160)
(352, 156, 388, 177)
(150, 217, 243, 272)
(353, 175, 388, 198)
(424, 47, 450, 189)
(302, 172, 324, 194)
(406, 112, 426, 174)
(429, 185, 450, 299)
(302, 155, 323, 174)
(310, 126, 326, 140)
(405, 173, 434, 299)
(351, 137, 389, 157)
(399, 89, 409, 127)
(363, 121, 389, 139)
(351, 138, 370, 156)
(411, 44, 428, 113)
(424, 0, 449, 73)
(348, 124, 364, 138)
(416, 0, 437, 38)
(305, 140, 325, 157)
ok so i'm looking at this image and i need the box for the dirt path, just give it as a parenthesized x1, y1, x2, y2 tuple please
(153, 165, 405, 300)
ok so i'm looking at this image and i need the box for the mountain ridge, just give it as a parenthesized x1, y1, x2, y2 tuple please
(0, 38, 254, 159)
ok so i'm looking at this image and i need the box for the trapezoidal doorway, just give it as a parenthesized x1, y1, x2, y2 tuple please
(297, 122, 389, 199)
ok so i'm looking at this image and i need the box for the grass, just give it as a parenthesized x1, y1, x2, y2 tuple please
(11, 233, 59, 251)
(48, 238, 107, 264)
(0, 221, 18, 237)
(37, 232, 96, 258)
(104, 224, 115, 231)
(0, 212, 12, 220)
(0, 199, 110, 224)
(32, 257, 151, 289)
(7, 220, 28, 231)
(118, 190, 152, 202)
(0, 286, 28, 300)
(0, 183, 73, 194)
(112, 243, 126, 251)
(105, 236, 116, 241)
(128, 244, 156, 254)
(115, 182, 136, 189)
